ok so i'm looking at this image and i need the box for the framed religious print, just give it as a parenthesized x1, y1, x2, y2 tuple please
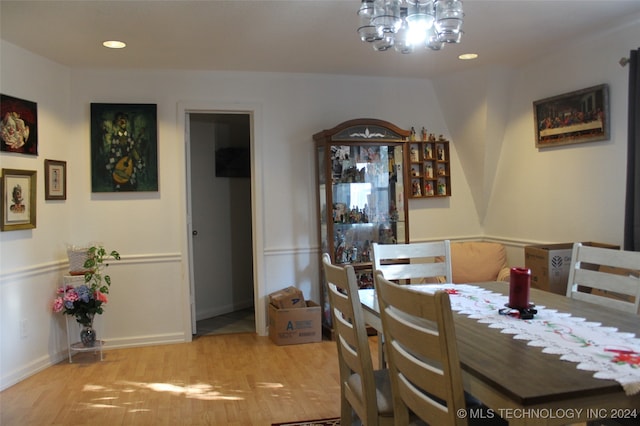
(0, 94, 38, 155)
(1, 168, 37, 231)
(533, 84, 609, 148)
(90, 103, 158, 192)
(44, 159, 66, 200)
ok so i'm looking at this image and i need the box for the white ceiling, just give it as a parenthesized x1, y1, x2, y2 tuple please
(1, 1, 640, 79)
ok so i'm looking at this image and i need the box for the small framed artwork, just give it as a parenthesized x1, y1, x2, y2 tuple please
(90, 103, 158, 192)
(0, 94, 38, 155)
(44, 159, 67, 200)
(1, 168, 37, 231)
(534, 84, 609, 148)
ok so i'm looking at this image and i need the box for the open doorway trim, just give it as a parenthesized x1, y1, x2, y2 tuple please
(178, 101, 266, 337)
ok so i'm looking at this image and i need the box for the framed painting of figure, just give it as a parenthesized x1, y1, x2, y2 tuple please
(1, 168, 37, 231)
(90, 103, 158, 192)
(0, 94, 38, 155)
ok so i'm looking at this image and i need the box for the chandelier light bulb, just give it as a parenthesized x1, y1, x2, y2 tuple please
(394, 18, 414, 53)
(407, 23, 428, 45)
(406, 1, 435, 32)
(357, 0, 464, 53)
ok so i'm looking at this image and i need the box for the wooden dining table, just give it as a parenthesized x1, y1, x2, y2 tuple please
(359, 281, 640, 426)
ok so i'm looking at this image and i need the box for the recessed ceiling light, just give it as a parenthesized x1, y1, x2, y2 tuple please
(458, 53, 478, 60)
(103, 40, 126, 49)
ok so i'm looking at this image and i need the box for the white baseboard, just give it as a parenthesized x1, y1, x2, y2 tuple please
(0, 332, 188, 392)
(0, 351, 66, 392)
(102, 332, 187, 350)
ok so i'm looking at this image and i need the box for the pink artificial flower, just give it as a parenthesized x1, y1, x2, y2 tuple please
(52, 297, 64, 313)
(94, 291, 108, 303)
(56, 285, 73, 295)
(63, 290, 79, 303)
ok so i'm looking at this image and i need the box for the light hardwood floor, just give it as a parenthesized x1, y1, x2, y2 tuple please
(0, 333, 589, 426)
(0, 333, 347, 426)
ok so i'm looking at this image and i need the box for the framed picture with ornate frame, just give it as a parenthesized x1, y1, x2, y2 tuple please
(44, 159, 67, 200)
(90, 103, 158, 192)
(533, 84, 609, 148)
(1, 168, 36, 231)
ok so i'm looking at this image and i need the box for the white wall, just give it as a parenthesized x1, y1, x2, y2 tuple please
(0, 40, 477, 390)
(432, 16, 640, 265)
(485, 17, 640, 264)
(0, 42, 75, 389)
(1, 13, 638, 390)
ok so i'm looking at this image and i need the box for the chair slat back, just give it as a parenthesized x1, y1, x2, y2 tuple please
(566, 243, 640, 315)
(372, 240, 453, 283)
(375, 271, 468, 426)
(322, 254, 381, 424)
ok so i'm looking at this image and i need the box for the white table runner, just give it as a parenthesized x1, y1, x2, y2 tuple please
(407, 284, 640, 396)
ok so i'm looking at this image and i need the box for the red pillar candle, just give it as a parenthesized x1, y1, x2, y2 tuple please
(509, 267, 531, 309)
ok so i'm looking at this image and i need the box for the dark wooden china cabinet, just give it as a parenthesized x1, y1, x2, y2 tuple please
(313, 118, 411, 336)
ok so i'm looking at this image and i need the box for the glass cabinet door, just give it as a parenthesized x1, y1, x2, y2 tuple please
(329, 144, 406, 266)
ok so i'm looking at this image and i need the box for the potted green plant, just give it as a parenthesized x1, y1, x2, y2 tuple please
(53, 245, 120, 347)
(82, 245, 121, 296)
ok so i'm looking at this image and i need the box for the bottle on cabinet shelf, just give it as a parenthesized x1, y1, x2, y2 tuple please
(412, 181, 422, 196)
(425, 182, 434, 196)
(410, 145, 419, 162)
(438, 181, 447, 195)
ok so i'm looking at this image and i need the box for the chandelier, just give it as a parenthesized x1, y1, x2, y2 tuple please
(357, 0, 464, 53)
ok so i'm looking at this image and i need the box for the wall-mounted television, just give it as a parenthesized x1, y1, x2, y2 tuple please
(215, 147, 250, 178)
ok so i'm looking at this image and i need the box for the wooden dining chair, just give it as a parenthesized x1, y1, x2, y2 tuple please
(372, 240, 453, 284)
(566, 242, 640, 315)
(374, 270, 468, 425)
(322, 254, 394, 426)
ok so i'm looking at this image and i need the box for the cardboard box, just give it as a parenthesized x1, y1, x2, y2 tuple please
(268, 300, 321, 345)
(524, 242, 619, 295)
(588, 265, 639, 302)
(268, 286, 306, 309)
(590, 288, 635, 303)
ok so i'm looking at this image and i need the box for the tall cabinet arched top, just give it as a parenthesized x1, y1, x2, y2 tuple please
(313, 118, 410, 334)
